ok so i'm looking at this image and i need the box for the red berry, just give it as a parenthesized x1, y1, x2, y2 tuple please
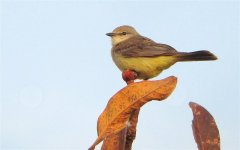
(122, 70, 137, 84)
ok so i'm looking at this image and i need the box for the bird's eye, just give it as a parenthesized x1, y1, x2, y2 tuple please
(122, 32, 127, 35)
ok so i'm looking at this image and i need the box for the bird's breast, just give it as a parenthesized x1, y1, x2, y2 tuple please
(111, 50, 176, 79)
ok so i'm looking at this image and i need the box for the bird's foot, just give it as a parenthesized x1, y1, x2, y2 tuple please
(122, 70, 138, 85)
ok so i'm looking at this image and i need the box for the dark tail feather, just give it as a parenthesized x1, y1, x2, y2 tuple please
(176, 50, 218, 61)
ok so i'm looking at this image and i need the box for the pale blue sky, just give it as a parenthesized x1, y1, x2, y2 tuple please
(1, 1, 239, 150)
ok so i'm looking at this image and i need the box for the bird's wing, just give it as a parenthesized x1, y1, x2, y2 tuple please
(114, 36, 178, 57)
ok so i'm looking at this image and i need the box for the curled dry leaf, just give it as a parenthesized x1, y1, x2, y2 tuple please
(89, 76, 177, 150)
(189, 102, 220, 150)
(100, 126, 128, 150)
(101, 109, 140, 150)
(123, 109, 140, 150)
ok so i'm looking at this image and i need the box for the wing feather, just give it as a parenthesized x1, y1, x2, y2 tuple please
(113, 36, 178, 57)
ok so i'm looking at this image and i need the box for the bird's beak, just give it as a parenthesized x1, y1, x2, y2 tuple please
(106, 32, 117, 37)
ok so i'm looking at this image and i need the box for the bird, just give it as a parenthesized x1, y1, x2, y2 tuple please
(106, 25, 217, 83)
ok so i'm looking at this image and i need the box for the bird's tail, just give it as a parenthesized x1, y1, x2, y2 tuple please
(176, 50, 217, 62)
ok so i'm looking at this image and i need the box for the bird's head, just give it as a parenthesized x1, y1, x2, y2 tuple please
(106, 25, 139, 46)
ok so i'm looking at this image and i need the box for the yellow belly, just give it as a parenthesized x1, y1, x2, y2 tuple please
(112, 54, 177, 79)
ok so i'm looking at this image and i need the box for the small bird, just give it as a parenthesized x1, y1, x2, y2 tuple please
(106, 25, 217, 82)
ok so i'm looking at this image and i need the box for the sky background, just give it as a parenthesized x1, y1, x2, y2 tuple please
(1, 0, 239, 150)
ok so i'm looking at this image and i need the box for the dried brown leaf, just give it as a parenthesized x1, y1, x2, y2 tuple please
(124, 109, 140, 150)
(101, 109, 140, 150)
(89, 76, 177, 150)
(189, 102, 220, 150)
(100, 127, 128, 150)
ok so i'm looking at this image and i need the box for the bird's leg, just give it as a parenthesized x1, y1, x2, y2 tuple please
(122, 70, 138, 85)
